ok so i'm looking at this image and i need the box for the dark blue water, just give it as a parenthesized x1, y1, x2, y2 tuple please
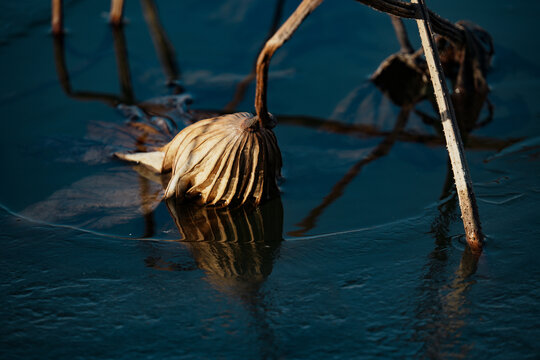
(1, 1, 539, 359)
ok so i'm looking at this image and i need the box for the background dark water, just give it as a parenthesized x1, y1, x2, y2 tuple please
(1, 1, 539, 359)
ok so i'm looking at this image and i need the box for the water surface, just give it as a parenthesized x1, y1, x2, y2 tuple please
(1, 1, 539, 359)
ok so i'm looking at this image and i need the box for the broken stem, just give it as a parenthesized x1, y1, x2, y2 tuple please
(412, 0, 483, 252)
(255, 0, 323, 127)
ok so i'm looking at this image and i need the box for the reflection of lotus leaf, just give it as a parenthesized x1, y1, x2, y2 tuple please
(166, 197, 283, 295)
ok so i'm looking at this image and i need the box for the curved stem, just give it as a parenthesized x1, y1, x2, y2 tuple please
(255, 0, 323, 127)
(225, 0, 285, 112)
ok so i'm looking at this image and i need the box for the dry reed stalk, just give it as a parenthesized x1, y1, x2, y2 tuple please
(412, 0, 483, 251)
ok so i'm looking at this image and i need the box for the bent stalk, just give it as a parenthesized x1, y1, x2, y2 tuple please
(255, 0, 324, 127)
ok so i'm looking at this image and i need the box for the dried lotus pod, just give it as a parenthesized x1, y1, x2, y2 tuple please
(117, 112, 282, 207)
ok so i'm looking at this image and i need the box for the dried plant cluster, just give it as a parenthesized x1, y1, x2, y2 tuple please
(118, 113, 282, 207)
(110, 0, 487, 250)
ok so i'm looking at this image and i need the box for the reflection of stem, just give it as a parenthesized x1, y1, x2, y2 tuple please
(390, 15, 413, 54)
(193, 109, 520, 151)
(52, 26, 134, 106)
(288, 107, 411, 236)
(111, 25, 135, 104)
(53, 34, 70, 93)
(416, 163, 479, 358)
(140, 0, 182, 92)
(278, 114, 520, 151)
(414, 245, 480, 358)
(414, 201, 480, 358)
(52, 34, 123, 106)
(224, 0, 286, 112)
(413, 157, 481, 358)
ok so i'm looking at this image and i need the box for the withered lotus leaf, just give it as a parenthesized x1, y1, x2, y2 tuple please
(117, 112, 282, 207)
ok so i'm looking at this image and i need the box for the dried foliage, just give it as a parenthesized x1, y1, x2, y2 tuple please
(117, 113, 282, 207)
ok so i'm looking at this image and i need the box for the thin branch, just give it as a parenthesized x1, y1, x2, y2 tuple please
(390, 15, 414, 53)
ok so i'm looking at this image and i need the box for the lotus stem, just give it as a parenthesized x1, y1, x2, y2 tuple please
(51, 0, 63, 35)
(412, 0, 483, 252)
(109, 0, 125, 26)
(255, 0, 323, 128)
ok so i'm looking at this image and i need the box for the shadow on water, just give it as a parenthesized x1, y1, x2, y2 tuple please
(288, 105, 412, 236)
(52, 0, 187, 133)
